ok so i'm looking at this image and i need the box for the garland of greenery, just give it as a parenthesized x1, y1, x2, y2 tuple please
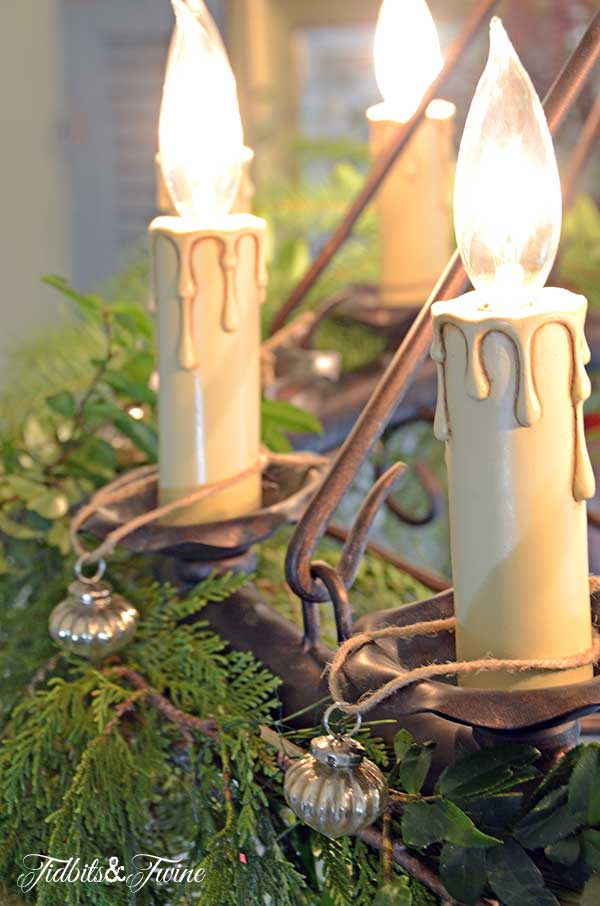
(1, 169, 600, 905)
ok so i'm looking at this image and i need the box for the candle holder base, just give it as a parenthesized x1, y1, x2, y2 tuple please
(339, 584, 600, 758)
(81, 451, 329, 586)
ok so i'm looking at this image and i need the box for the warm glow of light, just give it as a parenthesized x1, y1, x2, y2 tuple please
(373, 0, 442, 122)
(159, 0, 244, 220)
(454, 18, 562, 294)
(127, 405, 145, 421)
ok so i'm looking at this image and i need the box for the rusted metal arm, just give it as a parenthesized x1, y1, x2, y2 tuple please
(563, 90, 600, 209)
(269, 0, 501, 335)
(285, 10, 600, 607)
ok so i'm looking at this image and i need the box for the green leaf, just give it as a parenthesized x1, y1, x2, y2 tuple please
(544, 837, 581, 867)
(393, 742, 433, 795)
(261, 398, 323, 436)
(110, 301, 153, 339)
(569, 746, 600, 824)
(4, 475, 47, 503)
(582, 829, 600, 872)
(262, 423, 293, 453)
(27, 490, 68, 520)
(393, 729, 413, 765)
(42, 274, 104, 321)
(67, 436, 118, 481)
(334, 162, 364, 194)
(102, 370, 156, 405)
(436, 743, 540, 799)
(273, 238, 311, 284)
(581, 874, 600, 906)
(0, 512, 44, 540)
(463, 793, 524, 832)
(439, 844, 486, 905)
(23, 416, 55, 452)
(85, 402, 157, 460)
(46, 391, 76, 419)
(373, 879, 412, 906)
(486, 840, 560, 906)
(515, 788, 582, 849)
(122, 351, 155, 384)
(401, 799, 501, 849)
(46, 519, 71, 554)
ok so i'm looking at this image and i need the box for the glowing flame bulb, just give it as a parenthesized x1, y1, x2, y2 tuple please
(159, 0, 244, 221)
(373, 0, 442, 122)
(454, 18, 562, 294)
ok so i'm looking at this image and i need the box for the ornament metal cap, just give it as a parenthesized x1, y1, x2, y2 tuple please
(67, 579, 113, 606)
(310, 734, 365, 768)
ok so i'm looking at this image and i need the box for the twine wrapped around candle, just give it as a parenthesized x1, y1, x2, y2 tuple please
(70, 452, 269, 566)
(327, 616, 600, 717)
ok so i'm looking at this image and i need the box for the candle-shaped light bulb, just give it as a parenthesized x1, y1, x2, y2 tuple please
(454, 18, 562, 294)
(373, 0, 442, 122)
(159, 0, 244, 220)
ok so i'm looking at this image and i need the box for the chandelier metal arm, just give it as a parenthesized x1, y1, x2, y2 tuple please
(285, 10, 600, 614)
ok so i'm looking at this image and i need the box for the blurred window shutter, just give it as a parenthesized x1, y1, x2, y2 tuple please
(62, 0, 178, 289)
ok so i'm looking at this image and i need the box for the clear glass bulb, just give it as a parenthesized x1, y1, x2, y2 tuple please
(374, 0, 442, 123)
(159, 0, 244, 221)
(453, 18, 562, 294)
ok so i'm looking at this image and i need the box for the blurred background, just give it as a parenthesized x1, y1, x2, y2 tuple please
(0, 0, 598, 368)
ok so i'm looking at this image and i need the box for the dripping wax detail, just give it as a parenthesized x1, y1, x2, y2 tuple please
(431, 307, 595, 502)
(151, 225, 265, 369)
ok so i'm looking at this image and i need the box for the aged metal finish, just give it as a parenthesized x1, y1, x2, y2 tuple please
(197, 581, 600, 768)
(284, 731, 387, 839)
(325, 523, 450, 594)
(49, 578, 139, 660)
(340, 585, 600, 752)
(285, 9, 600, 610)
(563, 90, 600, 209)
(269, 0, 501, 334)
(82, 451, 329, 579)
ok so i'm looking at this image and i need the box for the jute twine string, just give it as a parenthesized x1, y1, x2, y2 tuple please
(70, 452, 269, 569)
(328, 616, 600, 717)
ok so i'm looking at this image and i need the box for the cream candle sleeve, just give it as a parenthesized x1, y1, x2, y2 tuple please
(368, 101, 454, 307)
(431, 289, 595, 690)
(150, 213, 267, 526)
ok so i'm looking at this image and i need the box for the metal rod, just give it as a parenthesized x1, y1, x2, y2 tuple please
(269, 0, 500, 335)
(563, 89, 600, 209)
(326, 523, 451, 593)
(286, 9, 600, 604)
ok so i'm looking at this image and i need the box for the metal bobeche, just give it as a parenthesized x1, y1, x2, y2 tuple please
(344, 587, 600, 750)
(80, 450, 329, 580)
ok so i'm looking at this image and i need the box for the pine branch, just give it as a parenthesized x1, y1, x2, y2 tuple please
(104, 665, 218, 739)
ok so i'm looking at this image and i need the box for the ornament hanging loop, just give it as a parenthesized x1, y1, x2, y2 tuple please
(75, 555, 107, 585)
(323, 704, 362, 738)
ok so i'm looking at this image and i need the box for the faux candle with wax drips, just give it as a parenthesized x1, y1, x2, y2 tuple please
(369, 0, 454, 307)
(151, 215, 266, 525)
(431, 18, 594, 690)
(150, 0, 267, 525)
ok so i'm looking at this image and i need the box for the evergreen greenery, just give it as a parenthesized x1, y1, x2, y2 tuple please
(1, 172, 599, 904)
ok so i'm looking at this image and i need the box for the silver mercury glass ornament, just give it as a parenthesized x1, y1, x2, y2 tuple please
(284, 707, 388, 839)
(49, 557, 139, 660)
